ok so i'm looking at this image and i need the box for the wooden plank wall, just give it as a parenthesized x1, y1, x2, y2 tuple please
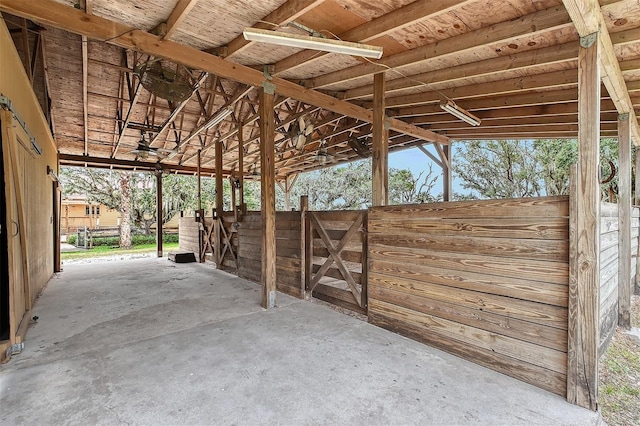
(237, 211, 304, 298)
(309, 210, 367, 314)
(598, 203, 640, 355)
(367, 197, 570, 396)
(1, 21, 59, 358)
(178, 216, 200, 259)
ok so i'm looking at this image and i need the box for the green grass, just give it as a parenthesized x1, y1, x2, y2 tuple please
(599, 295, 640, 426)
(61, 242, 180, 261)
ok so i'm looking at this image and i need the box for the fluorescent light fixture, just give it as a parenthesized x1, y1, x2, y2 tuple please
(440, 100, 481, 127)
(204, 106, 234, 130)
(243, 27, 383, 59)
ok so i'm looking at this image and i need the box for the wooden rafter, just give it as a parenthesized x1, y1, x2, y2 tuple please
(0, 0, 447, 146)
(162, 0, 199, 41)
(307, 5, 572, 89)
(378, 69, 579, 109)
(112, 76, 143, 158)
(275, 0, 475, 75)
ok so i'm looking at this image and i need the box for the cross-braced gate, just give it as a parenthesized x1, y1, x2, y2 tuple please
(305, 210, 367, 314)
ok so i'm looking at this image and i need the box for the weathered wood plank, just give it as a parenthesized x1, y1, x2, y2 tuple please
(368, 311, 566, 396)
(370, 284, 567, 352)
(368, 217, 569, 240)
(369, 196, 569, 218)
(369, 243, 569, 285)
(313, 284, 367, 315)
(369, 257, 567, 308)
(369, 233, 568, 261)
(369, 273, 568, 330)
(369, 299, 567, 374)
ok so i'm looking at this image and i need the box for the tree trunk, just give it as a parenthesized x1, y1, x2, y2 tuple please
(119, 172, 132, 249)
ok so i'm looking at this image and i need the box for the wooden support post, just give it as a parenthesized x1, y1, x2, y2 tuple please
(215, 139, 224, 213)
(443, 143, 452, 202)
(372, 72, 388, 206)
(197, 149, 202, 212)
(283, 174, 299, 211)
(215, 140, 223, 265)
(567, 33, 601, 411)
(259, 88, 276, 309)
(230, 176, 237, 222)
(156, 171, 163, 258)
(238, 122, 245, 215)
(300, 195, 309, 299)
(618, 113, 632, 328)
(284, 178, 292, 211)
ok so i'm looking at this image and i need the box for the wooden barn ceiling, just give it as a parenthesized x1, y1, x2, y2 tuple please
(2, 0, 640, 179)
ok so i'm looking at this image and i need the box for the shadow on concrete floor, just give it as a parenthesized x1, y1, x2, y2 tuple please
(1, 258, 600, 425)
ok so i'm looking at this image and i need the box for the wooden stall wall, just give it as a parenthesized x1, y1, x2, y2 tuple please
(178, 216, 200, 260)
(599, 203, 639, 355)
(237, 211, 303, 298)
(306, 210, 367, 314)
(367, 197, 570, 396)
(1, 20, 58, 354)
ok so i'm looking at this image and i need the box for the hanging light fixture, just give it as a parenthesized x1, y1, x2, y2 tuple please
(242, 28, 383, 59)
(316, 140, 329, 165)
(440, 100, 481, 127)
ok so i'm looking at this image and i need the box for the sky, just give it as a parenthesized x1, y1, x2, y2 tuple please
(388, 145, 463, 197)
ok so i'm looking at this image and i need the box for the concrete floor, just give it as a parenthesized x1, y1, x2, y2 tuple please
(1, 258, 600, 425)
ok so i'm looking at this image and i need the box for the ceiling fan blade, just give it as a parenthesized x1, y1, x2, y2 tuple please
(147, 150, 167, 158)
(156, 147, 178, 153)
(298, 116, 306, 131)
(295, 134, 306, 151)
(304, 124, 314, 136)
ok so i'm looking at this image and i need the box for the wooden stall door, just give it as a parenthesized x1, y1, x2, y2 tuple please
(306, 210, 368, 314)
(1, 113, 31, 343)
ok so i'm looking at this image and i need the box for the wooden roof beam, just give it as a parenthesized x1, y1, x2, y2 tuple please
(307, 5, 573, 89)
(274, 0, 473, 75)
(159, 0, 199, 41)
(345, 42, 579, 100)
(405, 98, 623, 122)
(0, 0, 447, 146)
(393, 88, 593, 117)
(59, 153, 232, 176)
(427, 113, 619, 131)
(562, 0, 640, 144)
(80, 0, 92, 156)
(366, 69, 579, 109)
(222, 0, 325, 59)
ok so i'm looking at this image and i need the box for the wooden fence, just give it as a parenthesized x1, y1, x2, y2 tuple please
(237, 211, 304, 298)
(599, 203, 640, 355)
(367, 197, 571, 396)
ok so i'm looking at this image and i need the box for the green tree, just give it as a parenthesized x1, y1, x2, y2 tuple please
(454, 140, 542, 199)
(389, 165, 440, 204)
(453, 138, 622, 200)
(282, 160, 440, 210)
(60, 167, 134, 248)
